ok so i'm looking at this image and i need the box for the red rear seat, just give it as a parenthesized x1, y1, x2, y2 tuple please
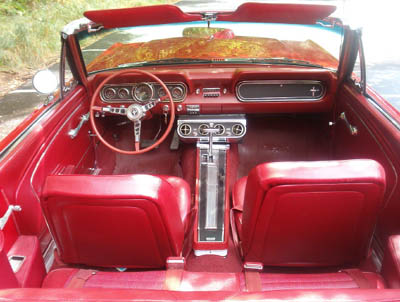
(42, 268, 385, 291)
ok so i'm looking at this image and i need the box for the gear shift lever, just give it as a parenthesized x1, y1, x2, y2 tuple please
(203, 127, 219, 163)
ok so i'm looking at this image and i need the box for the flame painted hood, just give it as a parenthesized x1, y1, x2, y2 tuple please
(86, 34, 338, 72)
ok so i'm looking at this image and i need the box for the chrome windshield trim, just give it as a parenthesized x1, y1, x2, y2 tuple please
(0, 97, 62, 161)
(367, 95, 400, 131)
(62, 17, 93, 36)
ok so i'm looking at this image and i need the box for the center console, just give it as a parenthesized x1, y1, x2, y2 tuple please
(177, 115, 246, 256)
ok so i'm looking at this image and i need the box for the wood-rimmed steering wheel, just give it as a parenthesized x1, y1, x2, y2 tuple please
(90, 69, 175, 155)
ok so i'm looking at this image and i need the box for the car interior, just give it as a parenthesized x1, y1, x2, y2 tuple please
(1, 3, 400, 302)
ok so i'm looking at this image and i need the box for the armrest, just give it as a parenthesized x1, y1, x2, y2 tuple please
(382, 235, 400, 288)
(7, 236, 46, 288)
(0, 231, 18, 289)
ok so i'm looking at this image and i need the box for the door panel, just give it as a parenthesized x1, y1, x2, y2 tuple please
(333, 82, 400, 260)
(0, 86, 93, 253)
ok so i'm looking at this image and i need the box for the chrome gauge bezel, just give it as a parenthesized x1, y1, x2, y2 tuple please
(132, 82, 154, 104)
(100, 82, 187, 103)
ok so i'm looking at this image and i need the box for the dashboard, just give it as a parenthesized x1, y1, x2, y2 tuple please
(91, 67, 337, 115)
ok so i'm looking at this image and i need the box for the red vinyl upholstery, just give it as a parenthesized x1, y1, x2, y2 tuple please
(41, 174, 191, 268)
(232, 159, 386, 267)
(2, 288, 400, 302)
(382, 235, 400, 288)
(42, 268, 384, 290)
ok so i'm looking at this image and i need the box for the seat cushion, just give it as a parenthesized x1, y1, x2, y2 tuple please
(235, 159, 386, 267)
(42, 268, 385, 291)
(239, 271, 385, 291)
(42, 174, 191, 268)
(42, 268, 240, 291)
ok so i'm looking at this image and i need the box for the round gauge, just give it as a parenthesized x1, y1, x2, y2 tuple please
(171, 86, 184, 99)
(214, 124, 225, 136)
(158, 87, 167, 99)
(103, 87, 117, 100)
(198, 124, 210, 136)
(118, 88, 130, 99)
(133, 83, 154, 103)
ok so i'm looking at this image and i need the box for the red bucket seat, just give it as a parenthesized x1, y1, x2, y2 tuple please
(232, 159, 386, 267)
(42, 174, 191, 268)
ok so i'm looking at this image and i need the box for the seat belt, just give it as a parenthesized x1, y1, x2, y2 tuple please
(230, 207, 243, 258)
(244, 262, 263, 292)
(163, 257, 185, 291)
(342, 269, 374, 289)
(66, 269, 96, 288)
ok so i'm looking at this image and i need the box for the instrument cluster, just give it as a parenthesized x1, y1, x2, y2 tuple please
(100, 82, 187, 103)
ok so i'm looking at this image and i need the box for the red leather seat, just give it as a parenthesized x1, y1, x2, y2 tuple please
(42, 268, 384, 290)
(41, 174, 191, 268)
(42, 268, 240, 291)
(232, 159, 386, 267)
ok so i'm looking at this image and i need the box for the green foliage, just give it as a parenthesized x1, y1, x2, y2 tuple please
(0, 0, 174, 71)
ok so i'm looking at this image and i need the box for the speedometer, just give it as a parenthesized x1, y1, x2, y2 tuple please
(133, 83, 154, 103)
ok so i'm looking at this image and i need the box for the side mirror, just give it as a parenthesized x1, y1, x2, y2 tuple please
(32, 70, 58, 95)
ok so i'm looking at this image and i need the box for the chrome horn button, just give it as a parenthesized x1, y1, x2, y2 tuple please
(126, 104, 144, 121)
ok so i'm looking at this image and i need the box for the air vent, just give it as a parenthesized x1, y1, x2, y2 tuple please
(232, 124, 245, 136)
(179, 124, 192, 136)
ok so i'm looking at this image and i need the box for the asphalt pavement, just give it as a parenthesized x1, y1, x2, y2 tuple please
(0, 0, 399, 141)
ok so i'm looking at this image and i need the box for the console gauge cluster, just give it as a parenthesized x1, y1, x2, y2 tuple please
(177, 115, 246, 142)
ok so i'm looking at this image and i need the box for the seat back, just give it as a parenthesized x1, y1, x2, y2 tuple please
(42, 174, 185, 268)
(241, 159, 386, 267)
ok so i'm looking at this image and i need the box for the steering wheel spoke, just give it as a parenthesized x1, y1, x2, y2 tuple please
(101, 106, 128, 116)
(134, 121, 141, 151)
(142, 99, 160, 112)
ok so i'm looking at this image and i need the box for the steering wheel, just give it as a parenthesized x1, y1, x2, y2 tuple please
(90, 70, 175, 155)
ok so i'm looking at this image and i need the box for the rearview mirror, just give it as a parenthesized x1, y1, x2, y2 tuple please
(32, 70, 58, 94)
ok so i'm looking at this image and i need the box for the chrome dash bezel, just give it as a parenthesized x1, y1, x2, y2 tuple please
(100, 82, 187, 103)
(236, 80, 326, 102)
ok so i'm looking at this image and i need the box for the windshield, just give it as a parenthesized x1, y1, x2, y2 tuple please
(78, 21, 343, 73)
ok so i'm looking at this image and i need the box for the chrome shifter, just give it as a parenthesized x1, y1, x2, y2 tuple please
(202, 128, 220, 163)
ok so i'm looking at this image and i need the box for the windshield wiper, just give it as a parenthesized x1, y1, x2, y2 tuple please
(118, 58, 213, 68)
(118, 57, 326, 69)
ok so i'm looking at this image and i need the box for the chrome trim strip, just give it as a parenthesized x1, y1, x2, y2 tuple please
(367, 95, 400, 131)
(62, 17, 93, 36)
(236, 80, 325, 102)
(244, 262, 263, 271)
(194, 249, 227, 257)
(43, 240, 56, 272)
(0, 97, 62, 161)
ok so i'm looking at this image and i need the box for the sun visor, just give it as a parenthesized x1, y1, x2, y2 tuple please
(84, 3, 336, 29)
(84, 5, 202, 29)
(217, 3, 337, 24)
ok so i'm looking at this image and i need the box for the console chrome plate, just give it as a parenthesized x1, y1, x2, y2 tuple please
(194, 249, 228, 257)
(197, 144, 228, 244)
(177, 114, 246, 142)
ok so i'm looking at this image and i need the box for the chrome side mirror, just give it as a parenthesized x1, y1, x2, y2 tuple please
(32, 70, 58, 95)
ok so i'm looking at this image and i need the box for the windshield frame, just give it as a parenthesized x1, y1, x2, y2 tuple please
(75, 19, 344, 75)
